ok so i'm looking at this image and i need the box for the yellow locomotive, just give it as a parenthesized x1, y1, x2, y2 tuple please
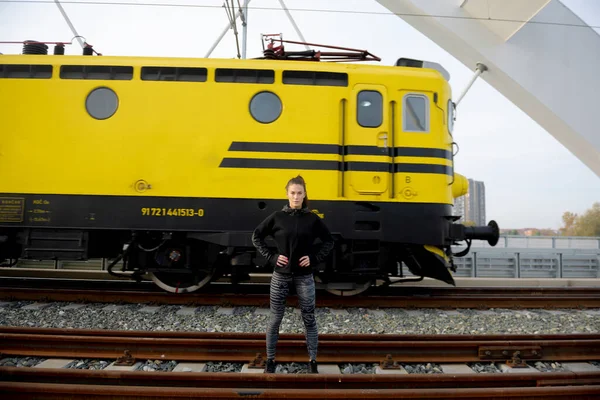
(0, 39, 499, 294)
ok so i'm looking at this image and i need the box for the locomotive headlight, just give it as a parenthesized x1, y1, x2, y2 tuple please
(360, 100, 372, 107)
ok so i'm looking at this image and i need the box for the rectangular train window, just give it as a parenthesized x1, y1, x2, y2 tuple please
(60, 65, 133, 80)
(0, 64, 52, 79)
(215, 68, 274, 84)
(141, 66, 207, 82)
(403, 94, 429, 132)
(357, 90, 382, 128)
(282, 71, 348, 87)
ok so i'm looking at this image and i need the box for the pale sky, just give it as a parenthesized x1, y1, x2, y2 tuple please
(1, 0, 599, 230)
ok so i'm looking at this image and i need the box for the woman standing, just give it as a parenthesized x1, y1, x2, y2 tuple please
(252, 175, 334, 374)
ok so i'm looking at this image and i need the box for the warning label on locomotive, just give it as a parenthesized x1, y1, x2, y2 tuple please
(0, 197, 25, 223)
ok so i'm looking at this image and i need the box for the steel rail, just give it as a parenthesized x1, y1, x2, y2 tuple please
(1, 367, 600, 389)
(1, 381, 600, 399)
(1, 327, 599, 364)
(3, 286, 600, 308)
(3, 326, 600, 341)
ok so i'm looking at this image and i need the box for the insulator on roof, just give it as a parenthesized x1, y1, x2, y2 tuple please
(23, 41, 48, 55)
(54, 44, 65, 55)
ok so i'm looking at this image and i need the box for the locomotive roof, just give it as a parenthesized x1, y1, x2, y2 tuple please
(0, 53, 450, 83)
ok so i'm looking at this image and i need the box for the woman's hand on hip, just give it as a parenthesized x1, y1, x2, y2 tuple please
(276, 255, 289, 267)
(299, 256, 310, 267)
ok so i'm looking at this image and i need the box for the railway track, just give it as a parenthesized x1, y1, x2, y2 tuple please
(2, 284, 600, 309)
(1, 327, 600, 398)
(3, 268, 600, 308)
(2, 326, 598, 362)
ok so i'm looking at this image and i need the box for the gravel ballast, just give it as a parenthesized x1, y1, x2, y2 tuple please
(204, 362, 243, 373)
(1, 301, 599, 335)
(0, 356, 46, 368)
(66, 359, 110, 370)
(468, 362, 502, 373)
(340, 363, 377, 374)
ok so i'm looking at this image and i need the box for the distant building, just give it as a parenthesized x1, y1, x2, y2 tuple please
(454, 196, 466, 223)
(453, 179, 486, 226)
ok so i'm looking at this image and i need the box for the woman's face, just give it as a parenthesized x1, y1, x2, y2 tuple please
(287, 184, 305, 209)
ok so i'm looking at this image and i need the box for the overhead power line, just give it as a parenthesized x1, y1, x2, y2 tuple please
(1, 0, 600, 30)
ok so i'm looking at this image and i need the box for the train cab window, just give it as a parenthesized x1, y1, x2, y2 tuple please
(403, 94, 429, 132)
(249, 91, 282, 124)
(357, 90, 382, 128)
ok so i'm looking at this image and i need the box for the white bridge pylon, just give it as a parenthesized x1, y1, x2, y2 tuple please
(376, 0, 600, 178)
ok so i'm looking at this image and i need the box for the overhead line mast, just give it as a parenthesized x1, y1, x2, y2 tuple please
(208, 0, 311, 60)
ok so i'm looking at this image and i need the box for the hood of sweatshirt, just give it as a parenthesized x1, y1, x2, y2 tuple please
(282, 204, 311, 215)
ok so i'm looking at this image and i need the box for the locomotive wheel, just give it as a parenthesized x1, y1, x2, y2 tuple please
(314, 276, 373, 297)
(144, 238, 220, 294)
(149, 270, 214, 294)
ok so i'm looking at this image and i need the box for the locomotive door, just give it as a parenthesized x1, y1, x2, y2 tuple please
(344, 84, 391, 196)
(393, 90, 442, 197)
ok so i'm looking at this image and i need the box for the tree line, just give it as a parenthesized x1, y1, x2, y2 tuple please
(559, 202, 600, 237)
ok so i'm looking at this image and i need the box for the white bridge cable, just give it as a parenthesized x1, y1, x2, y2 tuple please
(204, 6, 242, 58)
(53, 0, 85, 48)
(278, 0, 309, 50)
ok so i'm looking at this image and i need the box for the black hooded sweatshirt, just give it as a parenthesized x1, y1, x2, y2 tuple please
(251, 204, 335, 276)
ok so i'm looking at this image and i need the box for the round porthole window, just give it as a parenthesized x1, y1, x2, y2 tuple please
(249, 91, 282, 124)
(86, 87, 118, 120)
